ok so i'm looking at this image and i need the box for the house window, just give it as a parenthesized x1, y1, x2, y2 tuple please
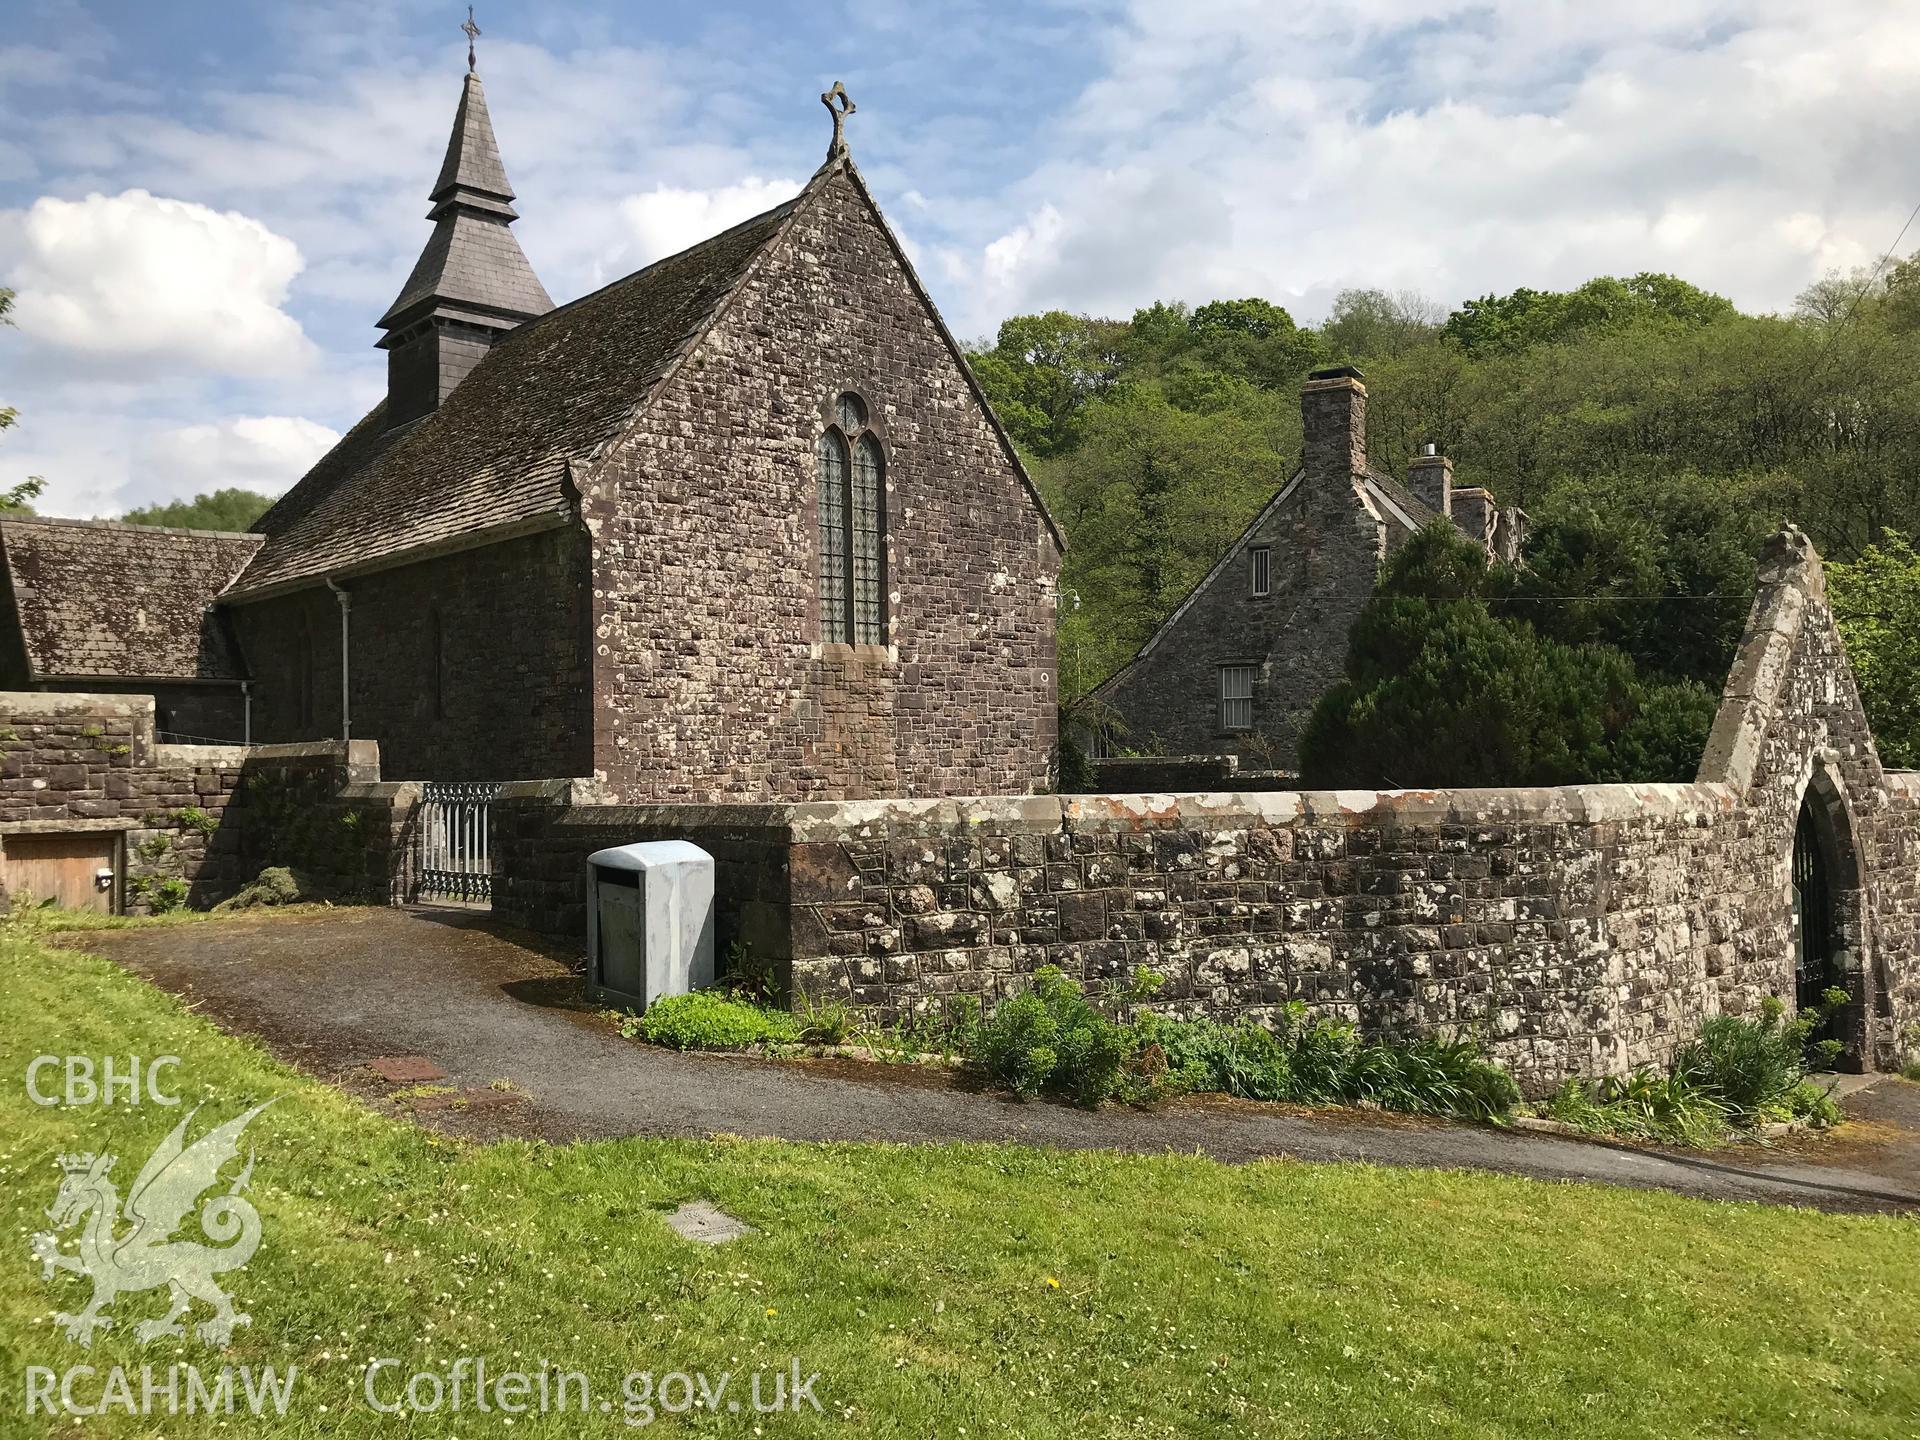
(1219, 664, 1255, 732)
(1250, 546, 1271, 597)
(818, 391, 886, 645)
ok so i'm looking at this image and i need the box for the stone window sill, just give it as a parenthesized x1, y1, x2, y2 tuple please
(816, 642, 897, 663)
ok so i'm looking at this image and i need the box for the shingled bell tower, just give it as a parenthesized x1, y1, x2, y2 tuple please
(377, 54, 551, 428)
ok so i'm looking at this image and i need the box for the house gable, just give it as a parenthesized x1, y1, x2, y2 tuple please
(1097, 366, 1460, 769)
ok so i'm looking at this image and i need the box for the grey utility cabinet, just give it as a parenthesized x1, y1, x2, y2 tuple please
(586, 841, 716, 1012)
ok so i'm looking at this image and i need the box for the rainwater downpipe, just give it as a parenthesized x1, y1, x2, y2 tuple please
(324, 577, 351, 742)
(241, 680, 252, 747)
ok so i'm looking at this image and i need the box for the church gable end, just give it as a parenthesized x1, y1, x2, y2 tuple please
(577, 161, 1060, 802)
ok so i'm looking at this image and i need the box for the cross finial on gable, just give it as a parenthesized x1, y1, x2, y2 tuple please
(462, 6, 481, 73)
(821, 81, 855, 160)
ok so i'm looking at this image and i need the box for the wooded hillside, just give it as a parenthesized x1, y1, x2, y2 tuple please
(969, 262, 1920, 774)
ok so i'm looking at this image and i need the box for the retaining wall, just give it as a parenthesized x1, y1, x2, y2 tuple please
(0, 692, 416, 911)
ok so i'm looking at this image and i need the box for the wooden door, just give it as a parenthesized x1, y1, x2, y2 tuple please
(3, 832, 118, 913)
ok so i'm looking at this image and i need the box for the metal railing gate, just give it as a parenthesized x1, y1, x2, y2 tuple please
(417, 781, 504, 904)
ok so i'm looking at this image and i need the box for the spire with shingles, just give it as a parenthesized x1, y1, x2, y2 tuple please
(377, 68, 551, 427)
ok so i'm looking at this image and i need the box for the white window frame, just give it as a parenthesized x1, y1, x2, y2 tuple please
(1250, 546, 1271, 597)
(1219, 664, 1255, 732)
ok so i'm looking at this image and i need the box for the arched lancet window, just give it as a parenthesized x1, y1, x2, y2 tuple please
(818, 391, 886, 644)
(817, 429, 852, 644)
(427, 608, 446, 720)
(294, 621, 315, 731)
(851, 434, 884, 644)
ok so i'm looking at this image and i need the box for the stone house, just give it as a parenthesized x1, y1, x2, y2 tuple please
(1091, 365, 1521, 770)
(18, 68, 1063, 800)
(0, 516, 261, 742)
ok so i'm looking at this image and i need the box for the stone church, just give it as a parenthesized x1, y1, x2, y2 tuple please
(4, 67, 1063, 801)
(1092, 366, 1522, 770)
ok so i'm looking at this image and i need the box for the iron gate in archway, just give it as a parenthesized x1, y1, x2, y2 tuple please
(416, 781, 504, 904)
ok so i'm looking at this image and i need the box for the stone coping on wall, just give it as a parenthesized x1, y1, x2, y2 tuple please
(783, 783, 1740, 838)
(0, 690, 154, 719)
(0, 817, 141, 834)
(1887, 771, 1920, 799)
(154, 743, 253, 766)
(500, 780, 1743, 840)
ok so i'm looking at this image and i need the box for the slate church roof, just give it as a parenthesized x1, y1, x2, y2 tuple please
(231, 194, 801, 597)
(0, 517, 260, 681)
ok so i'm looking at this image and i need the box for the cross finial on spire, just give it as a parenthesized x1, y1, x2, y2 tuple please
(821, 81, 855, 160)
(462, 7, 481, 73)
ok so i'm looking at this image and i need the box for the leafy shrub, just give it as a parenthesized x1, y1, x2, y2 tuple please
(1142, 1015, 1293, 1101)
(980, 977, 1517, 1119)
(975, 966, 1134, 1105)
(1673, 992, 1845, 1123)
(1543, 991, 1847, 1144)
(216, 866, 309, 910)
(623, 991, 799, 1050)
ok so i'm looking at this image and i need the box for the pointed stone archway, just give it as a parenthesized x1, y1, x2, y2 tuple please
(1792, 757, 1874, 1071)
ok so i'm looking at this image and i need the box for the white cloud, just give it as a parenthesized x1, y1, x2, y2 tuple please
(138, 415, 338, 498)
(930, 0, 1920, 333)
(3, 189, 315, 374)
(1, 408, 337, 519)
(618, 177, 802, 269)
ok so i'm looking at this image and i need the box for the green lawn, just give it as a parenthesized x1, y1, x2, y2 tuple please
(2, 923, 1917, 1438)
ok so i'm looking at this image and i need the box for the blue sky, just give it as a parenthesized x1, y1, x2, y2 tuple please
(3, 0, 1917, 517)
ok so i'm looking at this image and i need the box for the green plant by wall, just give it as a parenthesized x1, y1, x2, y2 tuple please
(620, 992, 800, 1050)
(1542, 991, 1847, 1143)
(231, 769, 382, 902)
(149, 877, 190, 914)
(134, 833, 172, 863)
(171, 805, 219, 836)
(722, 941, 779, 1003)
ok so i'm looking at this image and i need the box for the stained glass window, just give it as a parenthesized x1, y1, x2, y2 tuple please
(819, 393, 886, 645)
(817, 429, 851, 643)
(852, 434, 885, 644)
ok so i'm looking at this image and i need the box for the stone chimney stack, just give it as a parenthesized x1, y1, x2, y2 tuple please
(1300, 366, 1368, 485)
(1452, 488, 1496, 555)
(1408, 443, 1453, 518)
